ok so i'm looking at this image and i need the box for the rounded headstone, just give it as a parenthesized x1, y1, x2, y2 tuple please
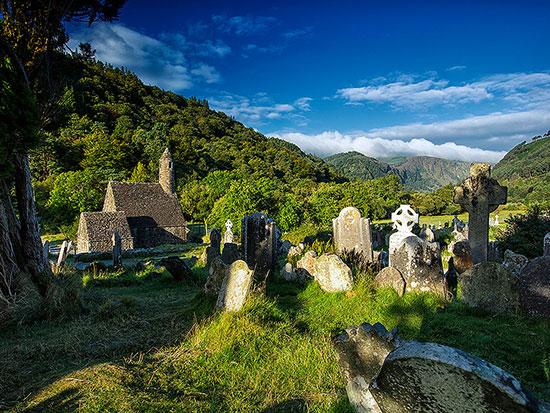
(313, 254, 353, 292)
(374, 267, 406, 296)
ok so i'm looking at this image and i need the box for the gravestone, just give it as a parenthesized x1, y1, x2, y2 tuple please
(296, 251, 318, 278)
(388, 204, 419, 264)
(313, 254, 353, 292)
(43, 241, 50, 261)
(333, 322, 547, 413)
(241, 212, 278, 284)
(216, 260, 254, 312)
(205, 257, 228, 295)
(461, 262, 519, 314)
(454, 163, 507, 264)
(332, 207, 373, 261)
(159, 256, 193, 282)
(503, 250, 529, 277)
(392, 236, 447, 298)
(374, 267, 406, 296)
(544, 233, 550, 256)
(223, 219, 234, 244)
(112, 231, 122, 268)
(56, 240, 72, 268)
(518, 256, 550, 317)
(450, 240, 473, 274)
(204, 229, 222, 268)
(221, 242, 241, 265)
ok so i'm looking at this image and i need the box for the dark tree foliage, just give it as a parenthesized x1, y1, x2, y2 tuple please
(496, 206, 550, 258)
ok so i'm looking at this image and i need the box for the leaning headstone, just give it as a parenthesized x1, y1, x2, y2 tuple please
(454, 163, 507, 264)
(56, 240, 69, 268)
(313, 254, 353, 292)
(223, 219, 234, 244)
(333, 322, 547, 413)
(503, 250, 529, 277)
(544, 232, 550, 256)
(461, 262, 519, 314)
(518, 256, 550, 318)
(216, 260, 254, 312)
(332, 207, 373, 261)
(374, 267, 406, 296)
(112, 231, 122, 268)
(388, 204, 419, 264)
(392, 236, 447, 298)
(241, 212, 278, 284)
(204, 257, 228, 295)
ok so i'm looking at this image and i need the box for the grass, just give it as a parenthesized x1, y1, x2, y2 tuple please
(2, 244, 549, 412)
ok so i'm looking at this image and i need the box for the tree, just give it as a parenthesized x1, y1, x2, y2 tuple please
(0, 0, 126, 325)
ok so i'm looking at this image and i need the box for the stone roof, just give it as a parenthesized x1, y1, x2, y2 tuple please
(105, 182, 187, 228)
(80, 211, 133, 241)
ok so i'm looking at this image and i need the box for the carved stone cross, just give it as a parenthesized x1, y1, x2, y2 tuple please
(454, 163, 507, 264)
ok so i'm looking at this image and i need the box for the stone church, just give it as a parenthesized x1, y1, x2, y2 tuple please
(76, 149, 188, 253)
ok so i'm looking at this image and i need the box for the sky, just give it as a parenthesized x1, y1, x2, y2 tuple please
(68, 0, 550, 163)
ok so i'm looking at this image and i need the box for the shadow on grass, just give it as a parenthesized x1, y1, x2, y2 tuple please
(23, 388, 81, 413)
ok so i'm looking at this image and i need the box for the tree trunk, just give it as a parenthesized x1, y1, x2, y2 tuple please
(0, 181, 21, 304)
(13, 152, 51, 292)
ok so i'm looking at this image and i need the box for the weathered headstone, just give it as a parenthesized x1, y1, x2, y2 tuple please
(159, 256, 193, 282)
(296, 251, 318, 278)
(56, 240, 70, 268)
(216, 260, 254, 312)
(454, 163, 507, 264)
(544, 232, 550, 256)
(112, 231, 122, 268)
(43, 241, 50, 261)
(503, 249, 529, 277)
(332, 207, 373, 261)
(313, 254, 353, 292)
(203, 229, 222, 268)
(374, 267, 406, 296)
(221, 242, 241, 265)
(518, 256, 550, 317)
(461, 262, 519, 314)
(392, 236, 448, 298)
(241, 212, 277, 284)
(223, 219, 234, 244)
(451, 240, 473, 274)
(333, 322, 547, 413)
(388, 204, 419, 263)
(204, 257, 228, 295)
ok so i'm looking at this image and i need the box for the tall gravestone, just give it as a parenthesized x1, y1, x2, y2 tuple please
(332, 207, 373, 261)
(544, 232, 550, 256)
(454, 163, 507, 264)
(241, 212, 277, 284)
(216, 260, 254, 312)
(204, 229, 222, 268)
(388, 204, 419, 264)
(112, 231, 122, 268)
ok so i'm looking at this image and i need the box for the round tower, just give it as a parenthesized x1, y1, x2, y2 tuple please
(159, 148, 175, 194)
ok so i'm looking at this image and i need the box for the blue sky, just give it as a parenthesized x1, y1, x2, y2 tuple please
(69, 0, 550, 162)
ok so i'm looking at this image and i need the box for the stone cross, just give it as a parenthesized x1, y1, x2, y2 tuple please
(223, 219, 234, 244)
(454, 163, 507, 264)
(112, 231, 122, 268)
(332, 206, 373, 261)
(544, 232, 550, 256)
(389, 204, 419, 259)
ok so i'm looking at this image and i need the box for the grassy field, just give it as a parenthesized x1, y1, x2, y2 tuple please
(1, 242, 549, 412)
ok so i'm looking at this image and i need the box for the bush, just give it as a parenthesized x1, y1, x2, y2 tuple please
(496, 206, 550, 258)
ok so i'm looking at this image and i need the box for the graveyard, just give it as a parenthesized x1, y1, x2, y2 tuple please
(2, 1, 550, 412)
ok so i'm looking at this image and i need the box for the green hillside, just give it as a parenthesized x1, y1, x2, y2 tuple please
(493, 134, 550, 205)
(325, 152, 470, 191)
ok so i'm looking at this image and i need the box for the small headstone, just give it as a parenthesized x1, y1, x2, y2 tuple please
(241, 212, 278, 285)
(203, 229, 222, 268)
(112, 231, 122, 268)
(223, 219, 234, 244)
(461, 262, 519, 314)
(518, 256, 550, 317)
(454, 163, 507, 264)
(494, 213, 500, 226)
(221, 242, 241, 265)
(296, 251, 318, 278)
(333, 322, 546, 413)
(544, 232, 550, 256)
(503, 250, 529, 277)
(391, 236, 447, 297)
(159, 256, 193, 282)
(374, 267, 406, 296)
(204, 257, 228, 295)
(451, 240, 473, 274)
(280, 262, 308, 283)
(216, 260, 254, 312)
(313, 254, 353, 292)
(332, 207, 373, 261)
(388, 204, 419, 263)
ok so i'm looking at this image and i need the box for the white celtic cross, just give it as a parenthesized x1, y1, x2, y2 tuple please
(391, 204, 418, 233)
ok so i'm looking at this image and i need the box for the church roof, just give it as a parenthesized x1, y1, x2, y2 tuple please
(104, 182, 187, 228)
(79, 211, 133, 241)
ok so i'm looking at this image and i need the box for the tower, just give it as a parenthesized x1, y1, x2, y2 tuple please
(159, 148, 175, 194)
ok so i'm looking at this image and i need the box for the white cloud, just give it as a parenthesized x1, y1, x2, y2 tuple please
(283, 26, 314, 39)
(272, 109, 550, 163)
(70, 23, 224, 90)
(209, 93, 311, 125)
(337, 79, 491, 106)
(212, 15, 278, 35)
(446, 65, 467, 72)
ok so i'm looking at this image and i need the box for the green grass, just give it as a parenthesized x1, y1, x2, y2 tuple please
(1, 246, 549, 412)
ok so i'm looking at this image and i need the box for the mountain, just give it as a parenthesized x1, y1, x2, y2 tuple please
(325, 152, 470, 191)
(493, 134, 550, 204)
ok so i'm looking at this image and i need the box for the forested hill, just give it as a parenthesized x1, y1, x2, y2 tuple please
(325, 152, 470, 191)
(493, 133, 550, 204)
